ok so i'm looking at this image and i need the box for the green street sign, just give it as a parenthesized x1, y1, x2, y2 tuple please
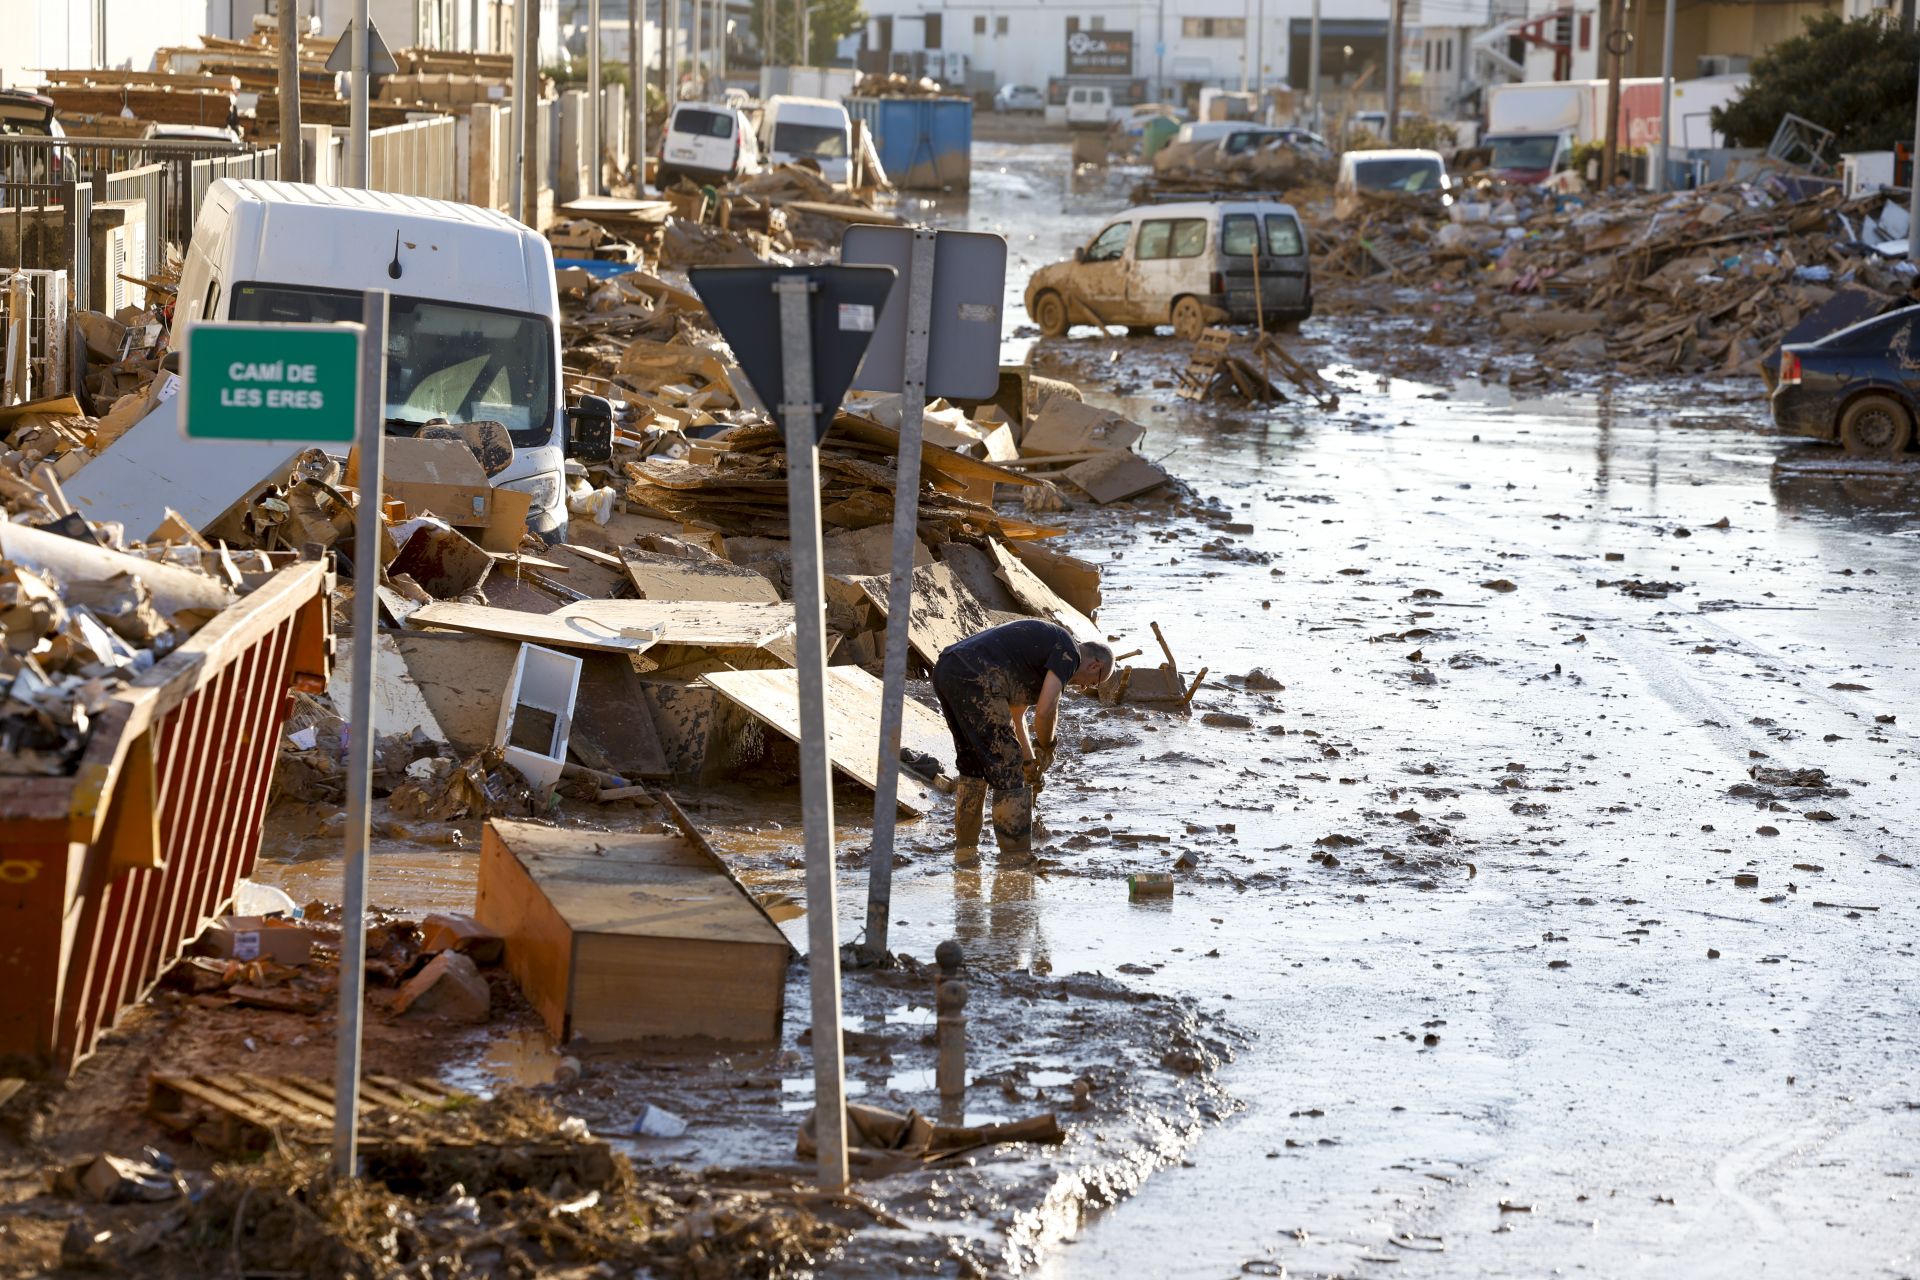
(182, 322, 363, 443)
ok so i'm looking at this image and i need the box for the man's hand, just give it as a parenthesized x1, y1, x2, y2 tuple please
(1023, 757, 1046, 794)
(1034, 739, 1057, 775)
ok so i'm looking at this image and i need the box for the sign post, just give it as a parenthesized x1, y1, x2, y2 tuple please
(180, 296, 385, 1180)
(689, 265, 897, 1192)
(839, 226, 1007, 961)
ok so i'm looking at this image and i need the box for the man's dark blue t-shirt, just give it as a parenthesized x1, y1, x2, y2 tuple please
(940, 619, 1081, 706)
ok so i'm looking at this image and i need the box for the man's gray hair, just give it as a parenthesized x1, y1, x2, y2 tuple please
(1080, 640, 1115, 680)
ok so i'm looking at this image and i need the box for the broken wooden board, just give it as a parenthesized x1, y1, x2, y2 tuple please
(823, 524, 934, 577)
(553, 599, 795, 651)
(1018, 397, 1146, 456)
(988, 540, 1100, 643)
(845, 560, 996, 669)
(1005, 541, 1102, 618)
(1061, 450, 1170, 504)
(476, 818, 790, 1044)
(936, 543, 1022, 614)
(391, 632, 670, 777)
(701, 666, 951, 815)
(407, 601, 663, 655)
(622, 548, 781, 603)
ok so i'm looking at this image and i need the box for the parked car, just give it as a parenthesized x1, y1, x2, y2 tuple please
(176, 178, 616, 540)
(140, 123, 243, 145)
(1024, 199, 1312, 341)
(0, 88, 66, 184)
(995, 84, 1046, 114)
(1334, 148, 1452, 217)
(1065, 85, 1113, 130)
(1772, 306, 1920, 457)
(658, 102, 761, 186)
(759, 95, 851, 184)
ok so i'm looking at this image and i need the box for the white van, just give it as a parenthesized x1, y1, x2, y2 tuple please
(658, 102, 762, 186)
(758, 95, 852, 184)
(175, 179, 609, 540)
(1024, 199, 1313, 340)
(1065, 85, 1113, 130)
(1334, 148, 1453, 217)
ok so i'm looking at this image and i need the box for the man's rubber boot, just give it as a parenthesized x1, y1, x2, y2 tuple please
(991, 785, 1034, 859)
(953, 777, 988, 851)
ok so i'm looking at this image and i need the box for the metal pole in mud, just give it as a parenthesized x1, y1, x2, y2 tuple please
(1309, 0, 1321, 128)
(1655, 0, 1676, 193)
(332, 288, 389, 1181)
(1910, 57, 1920, 262)
(864, 229, 936, 960)
(775, 275, 851, 1191)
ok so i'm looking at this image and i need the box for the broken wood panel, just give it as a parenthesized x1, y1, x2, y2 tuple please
(1061, 450, 1170, 504)
(552, 599, 795, 650)
(988, 541, 1100, 643)
(477, 819, 789, 1044)
(621, 549, 781, 603)
(1019, 397, 1147, 456)
(1004, 542, 1102, 618)
(846, 561, 996, 669)
(406, 602, 663, 655)
(700, 666, 951, 815)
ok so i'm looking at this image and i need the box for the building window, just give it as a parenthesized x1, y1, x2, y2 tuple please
(1066, 16, 1079, 33)
(1578, 13, 1591, 50)
(974, 14, 985, 33)
(1181, 16, 1246, 37)
(1091, 14, 1104, 28)
(996, 15, 1008, 34)
(925, 13, 942, 46)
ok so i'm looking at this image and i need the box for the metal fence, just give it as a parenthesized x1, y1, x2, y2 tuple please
(0, 176, 79, 289)
(1, 268, 71, 403)
(0, 136, 263, 256)
(366, 116, 460, 200)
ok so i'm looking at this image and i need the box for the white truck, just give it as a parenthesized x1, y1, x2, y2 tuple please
(1482, 75, 1747, 185)
(175, 178, 612, 541)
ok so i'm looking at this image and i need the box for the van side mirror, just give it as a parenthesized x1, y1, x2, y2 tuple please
(1073, 246, 1085, 263)
(565, 394, 615, 463)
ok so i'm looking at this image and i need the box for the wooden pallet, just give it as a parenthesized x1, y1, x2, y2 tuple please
(149, 1072, 467, 1153)
(1254, 334, 1340, 410)
(1176, 327, 1236, 400)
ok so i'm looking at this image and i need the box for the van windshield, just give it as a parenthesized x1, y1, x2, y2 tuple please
(229, 282, 555, 447)
(773, 121, 847, 158)
(1353, 158, 1444, 192)
(1489, 135, 1559, 171)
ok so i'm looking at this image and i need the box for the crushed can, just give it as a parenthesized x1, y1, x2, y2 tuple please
(1128, 872, 1175, 900)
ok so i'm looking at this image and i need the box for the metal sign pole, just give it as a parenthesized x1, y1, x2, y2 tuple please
(774, 275, 850, 1192)
(331, 288, 388, 1180)
(863, 228, 936, 960)
(349, 0, 370, 188)
(588, 0, 602, 196)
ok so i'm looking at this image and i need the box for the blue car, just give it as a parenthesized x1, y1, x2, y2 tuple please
(1772, 305, 1920, 457)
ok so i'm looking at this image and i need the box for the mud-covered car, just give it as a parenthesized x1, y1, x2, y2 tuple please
(1772, 305, 1920, 457)
(1024, 199, 1313, 341)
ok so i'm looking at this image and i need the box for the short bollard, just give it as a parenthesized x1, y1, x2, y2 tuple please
(934, 940, 968, 1114)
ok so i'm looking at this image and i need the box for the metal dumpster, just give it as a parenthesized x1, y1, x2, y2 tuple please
(0, 559, 333, 1077)
(845, 97, 973, 191)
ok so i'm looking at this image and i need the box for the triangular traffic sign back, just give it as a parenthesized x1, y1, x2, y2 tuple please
(325, 18, 400, 76)
(690, 266, 898, 444)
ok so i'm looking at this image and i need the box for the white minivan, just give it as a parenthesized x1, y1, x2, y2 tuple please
(758, 96, 852, 184)
(658, 102, 762, 186)
(1065, 85, 1113, 130)
(175, 178, 610, 540)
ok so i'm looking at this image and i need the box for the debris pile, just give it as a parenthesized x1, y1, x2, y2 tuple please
(1312, 174, 1920, 381)
(1144, 136, 1335, 197)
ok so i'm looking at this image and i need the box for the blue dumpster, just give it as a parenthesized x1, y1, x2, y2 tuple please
(846, 97, 972, 191)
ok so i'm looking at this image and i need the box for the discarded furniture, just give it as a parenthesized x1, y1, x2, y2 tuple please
(476, 816, 791, 1046)
(0, 560, 332, 1076)
(494, 643, 582, 790)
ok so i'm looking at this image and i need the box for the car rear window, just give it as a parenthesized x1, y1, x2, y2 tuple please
(1137, 218, 1208, 260)
(674, 108, 734, 138)
(1354, 158, 1444, 191)
(1222, 213, 1307, 258)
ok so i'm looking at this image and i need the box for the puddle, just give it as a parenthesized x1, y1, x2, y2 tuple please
(441, 1026, 566, 1097)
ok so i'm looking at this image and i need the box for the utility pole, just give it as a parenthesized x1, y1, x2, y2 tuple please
(630, 0, 645, 191)
(522, 0, 540, 226)
(1156, 0, 1166, 102)
(1385, 0, 1402, 142)
(1910, 45, 1920, 261)
(1254, 0, 1265, 110)
(1240, 0, 1251, 90)
(511, 0, 525, 219)
(588, 0, 602, 195)
(1601, 0, 1623, 191)
(691, 0, 703, 96)
(277, 0, 304, 182)
(1308, 0, 1321, 128)
(1655, 0, 1675, 191)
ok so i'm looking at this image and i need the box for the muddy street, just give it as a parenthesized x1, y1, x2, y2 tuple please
(886, 143, 1920, 1275)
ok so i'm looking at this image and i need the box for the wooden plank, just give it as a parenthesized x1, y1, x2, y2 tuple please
(1019, 398, 1147, 456)
(572, 934, 787, 1044)
(830, 416, 1038, 489)
(622, 549, 781, 603)
(474, 828, 577, 1041)
(1005, 542, 1102, 618)
(988, 541, 1101, 643)
(654, 789, 796, 954)
(700, 666, 950, 814)
(407, 602, 663, 655)
(1061, 450, 1171, 504)
(551, 599, 795, 650)
(846, 561, 996, 669)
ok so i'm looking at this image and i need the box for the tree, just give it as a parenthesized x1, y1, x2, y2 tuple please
(748, 0, 865, 66)
(1712, 13, 1920, 154)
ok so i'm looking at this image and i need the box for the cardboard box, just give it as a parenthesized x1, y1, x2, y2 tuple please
(201, 915, 313, 965)
(348, 436, 492, 527)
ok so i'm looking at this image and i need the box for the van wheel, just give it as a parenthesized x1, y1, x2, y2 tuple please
(1171, 296, 1206, 342)
(1838, 393, 1913, 457)
(1033, 291, 1070, 338)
